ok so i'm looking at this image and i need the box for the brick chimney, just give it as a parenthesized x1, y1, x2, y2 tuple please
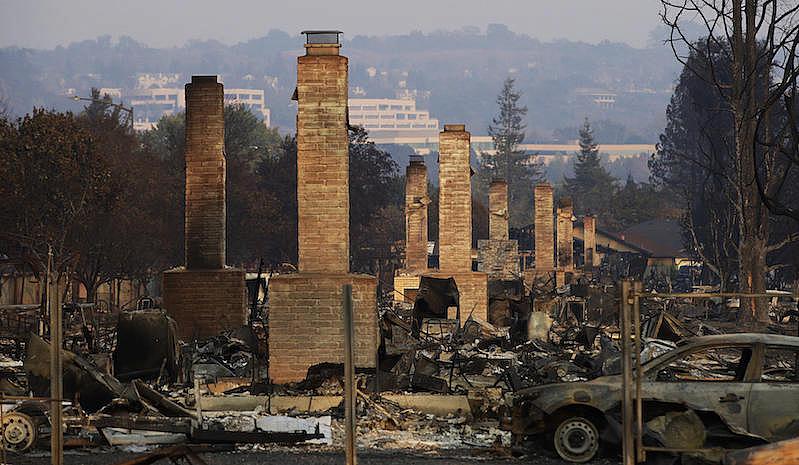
(534, 182, 554, 271)
(296, 30, 349, 273)
(583, 215, 597, 270)
(557, 197, 574, 271)
(405, 155, 429, 273)
(267, 31, 379, 383)
(184, 75, 225, 270)
(489, 179, 509, 241)
(438, 124, 472, 272)
(163, 75, 246, 339)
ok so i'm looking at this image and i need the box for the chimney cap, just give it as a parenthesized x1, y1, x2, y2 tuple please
(409, 155, 425, 164)
(301, 30, 343, 44)
(443, 124, 466, 132)
(191, 75, 219, 84)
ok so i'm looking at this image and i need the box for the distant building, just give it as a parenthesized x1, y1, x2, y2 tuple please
(98, 88, 123, 100)
(575, 88, 617, 109)
(129, 85, 271, 131)
(224, 88, 271, 127)
(130, 87, 184, 131)
(348, 98, 439, 143)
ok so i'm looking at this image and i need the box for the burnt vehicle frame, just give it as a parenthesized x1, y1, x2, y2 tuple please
(509, 333, 799, 463)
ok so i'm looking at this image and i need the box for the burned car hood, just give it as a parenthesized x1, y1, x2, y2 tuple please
(513, 375, 623, 413)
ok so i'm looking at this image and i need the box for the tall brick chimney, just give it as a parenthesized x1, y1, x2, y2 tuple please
(185, 75, 225, 270)
(556, 197, 574, 271)
(534, 182, 554, 271)
(267, 31, 378, 383)
(296, 30, 349, 274)
(583, 215, 597, 270)
(163, 75, 246, 339)
(438, 124, 472, 273)
(489, 179, 509, 241)
(405, 155, 429, 273)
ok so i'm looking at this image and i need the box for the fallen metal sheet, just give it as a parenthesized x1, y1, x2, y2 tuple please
(255, 415, 332, 445)
(25, 334, 131, 412)
(92, 415, 192, 434)
(101, 427, 187, 446)
(133, 379, 196, 419)
(190, 429, 323, 444)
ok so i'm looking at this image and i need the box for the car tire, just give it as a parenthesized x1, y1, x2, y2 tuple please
(552, 416, 601, 463)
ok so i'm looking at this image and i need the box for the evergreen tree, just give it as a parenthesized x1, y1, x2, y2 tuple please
(478, 77, 543, 229)
(488, 77, 526, 179)
(564, 118, 617, 224)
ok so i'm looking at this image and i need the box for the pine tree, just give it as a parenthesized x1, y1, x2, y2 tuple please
(478, 77, 543, 228)
(488, 77, 527, 179)
(564, 118, 617, 224)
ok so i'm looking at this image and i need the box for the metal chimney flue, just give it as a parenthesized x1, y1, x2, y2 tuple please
(301, 30, 342, 55)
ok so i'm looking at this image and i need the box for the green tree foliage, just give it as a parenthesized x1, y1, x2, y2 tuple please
(650, 41, 738, 288)
(488, 77, 526, 180)
(256, 135, 298, 266)
(349, 126, 404, 275)
(0, 109, 107, 278)
(478, 77, 543, 229)
(0, 100, 175, 300)
(141, 105, 282, 268)
(223, 105, 281, 266)
(651, 40, 799, 291)
(72, 90, 172, 299)
(1, 101, 406, 298)
(563, 118, 618, 222)
(611, 174, 663, 232)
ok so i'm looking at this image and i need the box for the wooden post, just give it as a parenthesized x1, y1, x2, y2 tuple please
(342, 284, 357, 465)
(633, 280, 644, 463)
(193, 376, 203, 430)
(620, 279, 634, 465)
(47, 246, 63, 465)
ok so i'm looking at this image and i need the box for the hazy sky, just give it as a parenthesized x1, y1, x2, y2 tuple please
(0, 0, 663, 49)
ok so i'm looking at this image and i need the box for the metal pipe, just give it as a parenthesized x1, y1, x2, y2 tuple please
(633, 292, 794, 298)
(342, 284, 357, 465)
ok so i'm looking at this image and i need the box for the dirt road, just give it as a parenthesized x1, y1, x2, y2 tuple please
(13, 447, 620, 465)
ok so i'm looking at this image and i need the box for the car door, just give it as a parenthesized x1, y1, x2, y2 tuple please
(747, 344, 799, 441)
(641, 344, 755, 436)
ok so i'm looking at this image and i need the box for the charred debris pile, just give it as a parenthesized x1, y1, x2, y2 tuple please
(1, 273, 797, 457)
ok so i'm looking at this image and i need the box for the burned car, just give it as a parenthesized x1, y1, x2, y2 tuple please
(509, 333, 799, 463)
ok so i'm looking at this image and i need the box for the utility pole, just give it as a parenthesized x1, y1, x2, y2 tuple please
(69, 94, 134, 128)
(47, 246, 63, 465)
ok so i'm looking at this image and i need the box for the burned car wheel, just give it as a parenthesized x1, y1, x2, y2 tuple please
(553, 416, 600, 463)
